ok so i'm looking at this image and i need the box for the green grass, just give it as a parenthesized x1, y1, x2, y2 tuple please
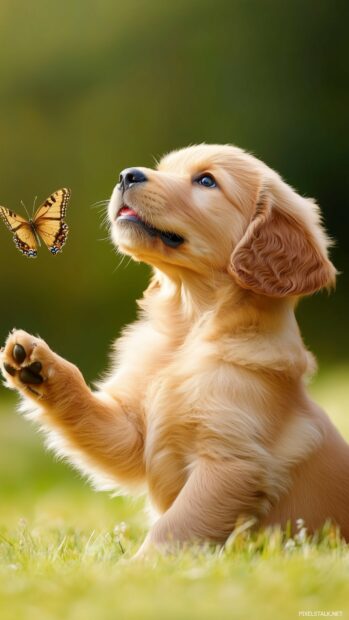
(0, 368, 348, 620)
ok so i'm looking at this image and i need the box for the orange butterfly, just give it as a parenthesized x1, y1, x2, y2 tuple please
(0, 188, 70, 257)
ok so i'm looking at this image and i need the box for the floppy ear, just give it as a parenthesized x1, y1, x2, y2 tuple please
(228, 185, 336, 297)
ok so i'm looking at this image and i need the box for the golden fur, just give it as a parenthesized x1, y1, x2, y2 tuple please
(2, 144, 348, 554)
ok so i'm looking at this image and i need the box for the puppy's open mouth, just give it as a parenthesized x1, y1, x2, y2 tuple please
(117, 206, 185, 248)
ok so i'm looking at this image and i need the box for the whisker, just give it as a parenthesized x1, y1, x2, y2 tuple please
(91, 200, 110, 209)
(118, 254, 127, 269)
(99, 215, 110, 231)
(112, 251, 128, 273)
(92, 198, 110, 205)
(92, 207, 107, 216)
(151, 153, 160, 168)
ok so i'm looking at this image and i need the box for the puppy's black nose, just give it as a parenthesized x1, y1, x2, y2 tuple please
(119, 168, 147, 191)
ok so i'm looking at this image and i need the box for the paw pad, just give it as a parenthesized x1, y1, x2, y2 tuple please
(3, 362, 16, 376)
(13, 344, 26, 364)
(19, 366, 43, 385)
(27, 361, 42, 374)
(1, 343, 44, 386)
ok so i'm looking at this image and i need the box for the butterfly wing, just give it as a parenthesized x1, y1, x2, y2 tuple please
(33, 188, 70, 254)
(0, 207, 38, 257)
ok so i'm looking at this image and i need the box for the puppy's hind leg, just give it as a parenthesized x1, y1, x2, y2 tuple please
(135, 458, 268, 557)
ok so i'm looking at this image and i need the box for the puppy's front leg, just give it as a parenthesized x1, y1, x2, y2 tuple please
(1, 330, 145, 484)
(136, 459, 268, 556)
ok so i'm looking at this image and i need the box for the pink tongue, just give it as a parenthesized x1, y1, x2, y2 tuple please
(119, 206, 139, 219)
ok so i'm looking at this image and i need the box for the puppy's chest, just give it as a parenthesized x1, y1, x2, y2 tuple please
(143, 338, 220, 507)
(144, 352, 201, 449)
(143, 370, 198, 510)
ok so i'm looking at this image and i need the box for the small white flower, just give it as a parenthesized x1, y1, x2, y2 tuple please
(114, 521, 127, 535)
(284, 539, 296, 551)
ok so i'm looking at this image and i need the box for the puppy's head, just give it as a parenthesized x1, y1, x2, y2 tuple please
(108, 144, 336, 296)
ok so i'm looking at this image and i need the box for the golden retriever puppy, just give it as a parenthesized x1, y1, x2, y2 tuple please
(2, 144, 349, 554)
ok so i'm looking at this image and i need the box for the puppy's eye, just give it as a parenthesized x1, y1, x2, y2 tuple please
(194, 173, 217, 189)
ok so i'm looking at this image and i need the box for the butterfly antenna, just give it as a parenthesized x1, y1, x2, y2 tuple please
(32, 195, 38, 217)
(20, 200, 31, 221)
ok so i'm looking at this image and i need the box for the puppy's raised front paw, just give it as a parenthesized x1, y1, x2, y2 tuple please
(1, 330, 54, 398)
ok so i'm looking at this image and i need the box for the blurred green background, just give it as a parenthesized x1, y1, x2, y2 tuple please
(0, 5, 348, 617)
(0, 0, 348, 519)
